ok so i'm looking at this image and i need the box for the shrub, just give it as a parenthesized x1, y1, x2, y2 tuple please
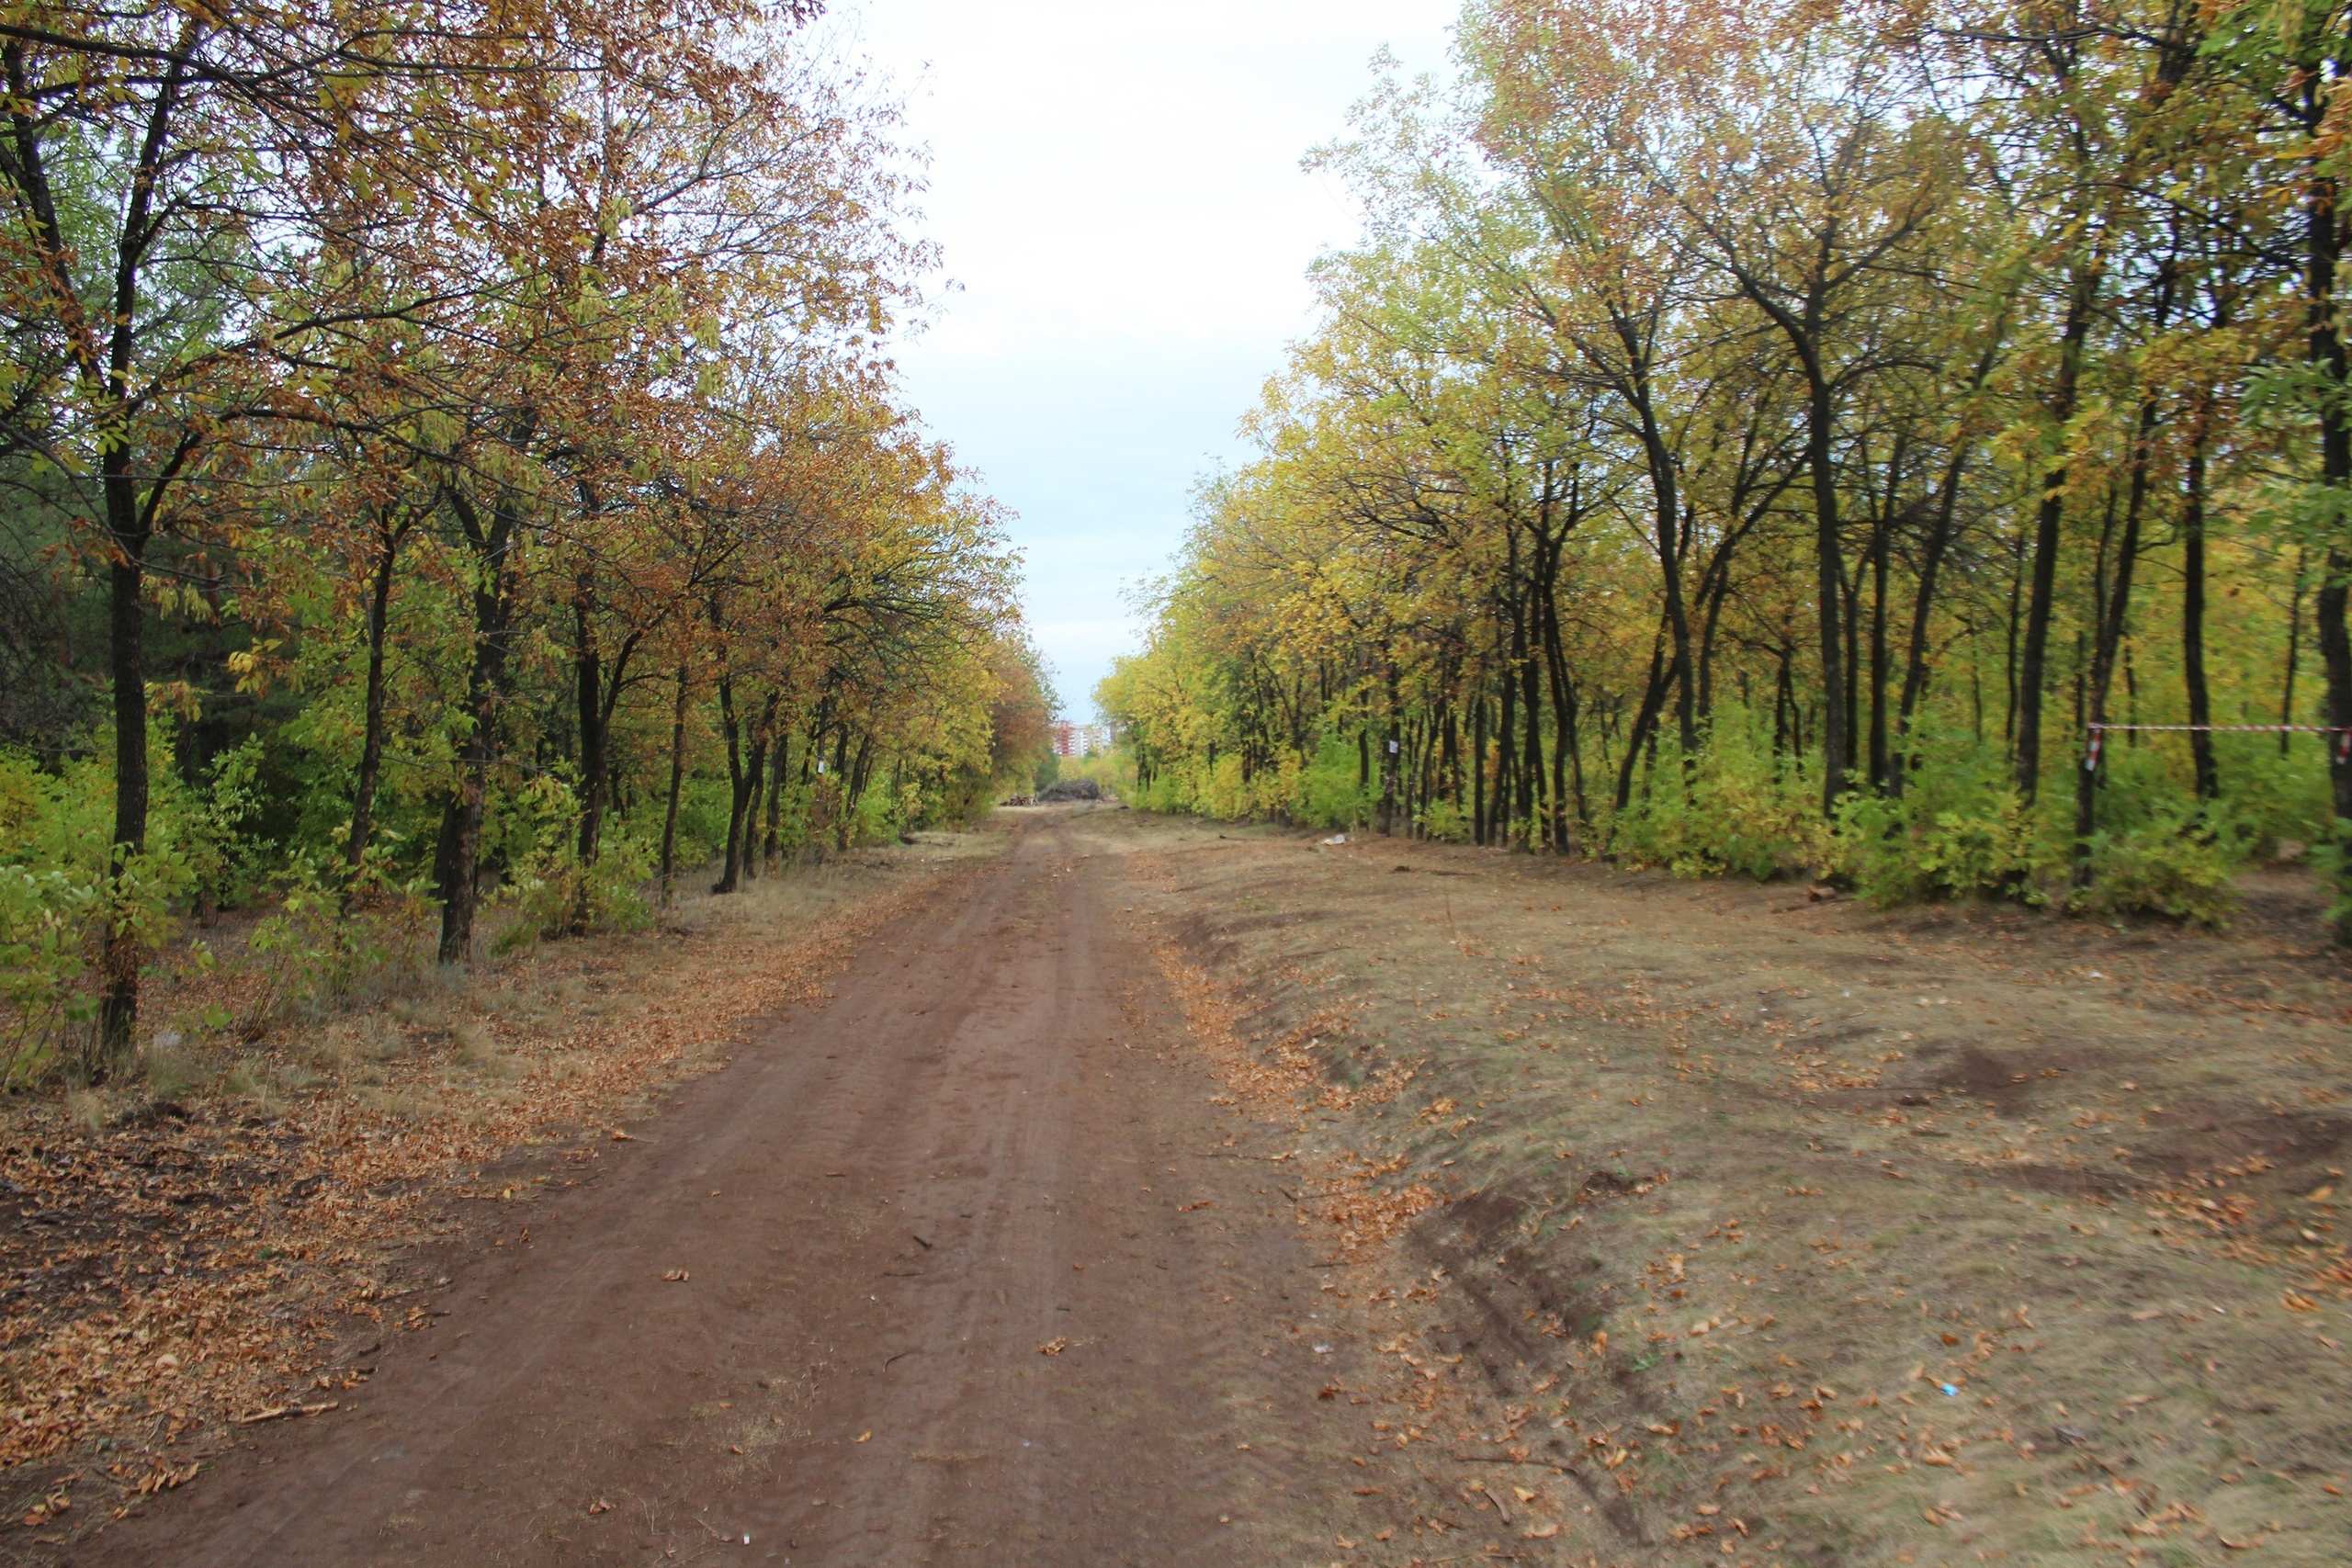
(1611, 722, 1821, 880)
(0, 746, 189, 1083)
(1297, 736, 1372, 829)
(244, 848, 434, 1023)
(488, 774, 653, 951)
(1832, 733, 2053, 905)
(1416, 796, 1472, 842)
(2075, 804, 2247, 926)
(158, 736, 269, 913)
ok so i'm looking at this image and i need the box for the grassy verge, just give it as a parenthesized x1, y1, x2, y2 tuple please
(1091, 811, 2352, 1566)
(0, 830, 998, 1546)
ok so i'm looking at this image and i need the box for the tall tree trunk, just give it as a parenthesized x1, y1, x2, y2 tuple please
(1613, 631, 1670, 816)
(2180, 402, 2220, 799)
(572, 566, 607, 869)
(763, 730, 788, 866)
(2074, 378, 2166, 886)
(345, 519, 403, 885)
(712, 672, 746, 894)
(659, 662, 689, 907)
(2297, 120, 2352, 940)
(1803, 373, 1849, 814)
(1378, 659, 1400, 836)
(1510, 554, 1544, 847)
(1494, 637, 1518, 844)
(433, 490, 520, 964)
(1539, 550, 1584, 845)
(1471, 696, 1487, 846)
(97, 509, 149, 1062)
(1867, 514, 1891, 792)
(2016, 261, 2101, 804)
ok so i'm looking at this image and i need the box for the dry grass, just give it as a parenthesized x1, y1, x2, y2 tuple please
(1091, 811, 2352, 1567)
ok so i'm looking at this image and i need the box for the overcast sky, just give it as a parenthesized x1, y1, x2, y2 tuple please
(829, 1, 1458, 718)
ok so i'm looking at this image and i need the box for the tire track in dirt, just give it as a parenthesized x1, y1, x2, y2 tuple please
(75, 814, 1413, 1567)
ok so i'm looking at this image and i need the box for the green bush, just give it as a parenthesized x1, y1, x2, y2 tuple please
(158, 736, 269, 912)
(1297, 736, 1372, 829)
(245, 848, 434, 1022)
(1416, 796, 1473, 842)
(2075, 804, 2247, 926)
(489, 774, 653, 951)
(1610, 722, 1821, 880)
(0, 746, 190, 1083)
(1832, 732, 2053, 905)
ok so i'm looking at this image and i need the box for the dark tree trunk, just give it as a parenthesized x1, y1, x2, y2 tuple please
(659, 662, 689, 907)
(572, 567, 606, 869)
(2299, 137, 2352, 940)
(1867, 514, 1891, 792)
(1613, 632, 1670, 817)
(98, 529, 149, 1059)
(2016, 262, 2101, 804)
(433, 489, 520, 964)
(2180, 404, 2219, 799)
(345, 518, 405, 884)
(1471, 696, 1487, 846)
(1803, 373, 1849, 813)
(2074, 377, 2166, 886)
(1378, 660, 1400, 836)
(713, 672, 746, 894)
(763, 730, 788, 866)
(1494, 637, 1518, 845)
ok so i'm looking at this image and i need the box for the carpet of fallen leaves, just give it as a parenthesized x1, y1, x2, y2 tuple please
(1089, 812, 2352, 1568)
(0, 841, 989, 1543)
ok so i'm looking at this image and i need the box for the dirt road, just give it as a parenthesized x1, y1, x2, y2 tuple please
(82, 813, 1402, 1567)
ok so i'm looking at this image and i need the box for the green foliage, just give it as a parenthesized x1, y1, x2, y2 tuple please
(158, 736, 269, 912)
(2075, 806, 2247, 927)
(2202, 734, 2334, 854)
(245, 849, 434, 1024)
(0, 746, 187, 1084)
(1297, 736, 1373, 829)
(1832, 735, 2054, 905)
(1609, 722, 1822, 881)
(673, 775, 736, 870)
(489, 774, 653, 953)
(1415, 796, 1473, 842)
(1033, 751, 1061, 793)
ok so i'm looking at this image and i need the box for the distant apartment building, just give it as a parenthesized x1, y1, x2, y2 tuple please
(1050, 720, 1116, 758)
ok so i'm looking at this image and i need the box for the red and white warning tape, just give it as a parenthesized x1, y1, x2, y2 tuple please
(2084, 722, 2352, 767)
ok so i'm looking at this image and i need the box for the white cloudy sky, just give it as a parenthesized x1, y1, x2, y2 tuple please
(825, 1, 1459, 717)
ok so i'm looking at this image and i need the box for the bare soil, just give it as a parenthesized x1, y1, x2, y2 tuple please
(60, 811, 1464, 1565)
(1084, 811, 2352, 1566)
(30, 807, 2352, 1566)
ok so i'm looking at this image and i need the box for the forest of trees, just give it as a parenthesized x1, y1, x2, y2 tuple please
(1102, 0, 2352, 942)
(0, 0, 1052, 1081)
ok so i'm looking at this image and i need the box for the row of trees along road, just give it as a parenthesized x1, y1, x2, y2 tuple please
(1102, 0, 2352, 943)
(0, 0, 1055, 1080)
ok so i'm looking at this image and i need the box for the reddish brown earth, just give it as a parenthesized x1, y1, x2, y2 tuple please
(73, 814, 1429, 1567)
